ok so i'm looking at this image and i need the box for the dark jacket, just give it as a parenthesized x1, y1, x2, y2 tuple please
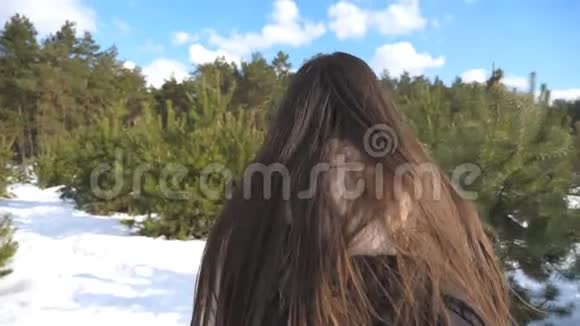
(267, 255, 485, 326)
(265, 292, 484, 326)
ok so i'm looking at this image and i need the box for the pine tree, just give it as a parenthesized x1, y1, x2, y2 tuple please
(393, 72, 578, 324)
(0, 15, 151, 173)
(232, 52, 279, 128)
(0, 136, 13, 197)
(0, 214, 18, 278)
(193, 57, 238, 106)
(0, 14, 40, 162)
(272, 50, 291, 78)
(120, 67, 264, 239)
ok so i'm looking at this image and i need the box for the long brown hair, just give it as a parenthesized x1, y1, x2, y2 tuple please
(191, 52, 512, 326)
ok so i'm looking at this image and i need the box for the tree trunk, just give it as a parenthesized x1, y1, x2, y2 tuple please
(17, 105, 25, 163)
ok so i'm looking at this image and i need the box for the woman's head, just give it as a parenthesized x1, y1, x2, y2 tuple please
(192, 52, 512, 326)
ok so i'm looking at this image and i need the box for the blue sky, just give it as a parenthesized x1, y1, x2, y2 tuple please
(1, 0, 579, 99)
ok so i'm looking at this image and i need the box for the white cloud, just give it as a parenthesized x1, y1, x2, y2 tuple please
(142, 58, 189, 88)
(552, 89, 580, 102)
(0, 0, 96, 35)
(502, 76, 528, 90)
(328, 2, 368, 39)
(172, 31, 199, 46)
(328, 0, 427, 40)
(372, 41, 444, 76)
(112, 18, 131, 33)
(207, 0, 325, 58)
(461, 68, 580, 102)
(461, 68, 487, 83)
(460, 68, 530, 90)
(122, 60, 136, 70)
(188, 44, 241, 66)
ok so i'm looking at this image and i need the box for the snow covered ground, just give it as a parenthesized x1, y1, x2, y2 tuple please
(1, 182, 580, 325)
(0, 183, 205, 326)
(516, 269, 580, 326)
